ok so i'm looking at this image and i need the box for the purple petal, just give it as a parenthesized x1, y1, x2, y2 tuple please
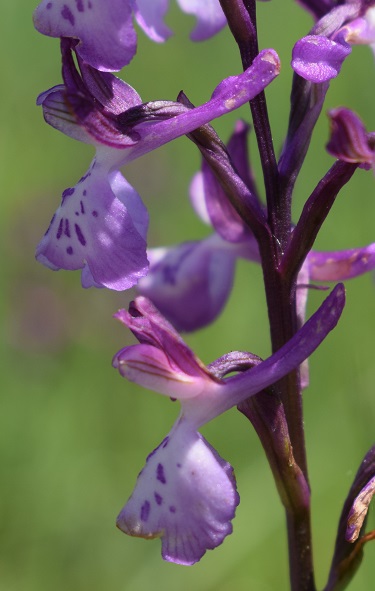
(116, 420, 239, 565)
(33, 0, 137, 71)
(39, 46, 142, 148)
(326, 107, 374, 166)
(114, 297, 213, 380)
(308, 244, 375, 281)
(127, 49, 281, 161)
(177, 0, 227, 41)
(292, 35, 351, 82)
(134, 0, 172, 42)
(36, 161, 149, 290)
(113, 344, 208, 399)
(200, 158, 250, 242)
(37, 86, 95, 144)
(137, 236, 237, 331)
(183, 283, 346, 425)
(341, 11, 375, 47)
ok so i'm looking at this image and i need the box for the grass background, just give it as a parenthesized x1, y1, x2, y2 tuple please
(1, 2, 375, 590)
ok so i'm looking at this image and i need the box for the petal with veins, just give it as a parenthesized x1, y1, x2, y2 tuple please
(36, 161, 149, 290)
(33, 0, 136, 71)
(117, 419, 239, 565)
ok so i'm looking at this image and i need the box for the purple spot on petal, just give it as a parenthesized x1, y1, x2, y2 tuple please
(56, 218, 63, 240)
(140, 500, 151, 522)
(61, 5, 75, 26)
(83, 190, 87, 196)
(169, 506, 176, 514)
(92, 210, 98, 218)
(88, 0, 92, 7)
(154, 493, 163, 506)
(64, 219, 71, 238)
(62, 187, 75, 203)
(66, 246, 73, 255)
(156, 463, 166, 484)
(75, 224, 86, 246)
(80, 200, 85, 214)
(79, 171, 91, 184)
(75, 212, 79, 216)
(75, 0, 84, 11)
(176, 463, 182, 468)
(46, 2, 53, 8)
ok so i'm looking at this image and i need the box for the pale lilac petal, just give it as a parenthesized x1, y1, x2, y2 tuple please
(37, 86, 95, 144)
(117, 420, 239, 565)
(291, 35, 351, 82)
(177, 0, 226, 41)
(33, 0, 137, 71)
(189, 172, 211, 225)
(137, 235, 237, 331)
(113, 344, 208, 399)
(114, 297, 213, 380)
(36, 161, 149, 290)
(134, 0, 172, 42)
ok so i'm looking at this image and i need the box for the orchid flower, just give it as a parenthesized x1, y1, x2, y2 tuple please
(33, 0, 226, 71)
(36, 41, 280, 290)
(138, 121, 375, 332)
(112, 288, 345, 564)
(292, 1, 375, 82)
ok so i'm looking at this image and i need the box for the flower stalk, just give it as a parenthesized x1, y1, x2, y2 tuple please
(32, 0, 375, 589)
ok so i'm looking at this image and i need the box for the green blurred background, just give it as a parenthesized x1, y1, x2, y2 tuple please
(1, 3, 375, 590)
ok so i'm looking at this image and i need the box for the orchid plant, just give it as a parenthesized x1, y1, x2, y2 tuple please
(33, 1, 375, 590)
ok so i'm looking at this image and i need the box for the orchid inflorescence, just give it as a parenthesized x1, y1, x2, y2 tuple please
(33, 1, 375, 589)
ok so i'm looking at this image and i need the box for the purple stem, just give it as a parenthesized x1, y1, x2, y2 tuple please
(219, 2, 318, 589)
(219, 0, 282, 247)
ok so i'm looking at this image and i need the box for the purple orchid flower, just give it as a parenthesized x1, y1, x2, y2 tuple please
(112, 287, 345, 564)
(138, 121, 375, 332)
(33, 0, 226, 71)
(292, 1, 375, 82)
(36, 42, 280, 290)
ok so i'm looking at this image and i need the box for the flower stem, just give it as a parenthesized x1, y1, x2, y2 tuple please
(220, 1, 317, 588)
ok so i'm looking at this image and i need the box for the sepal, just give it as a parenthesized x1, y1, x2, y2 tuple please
(112, 344, 207, 399)
(137, 236, 238, 331)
